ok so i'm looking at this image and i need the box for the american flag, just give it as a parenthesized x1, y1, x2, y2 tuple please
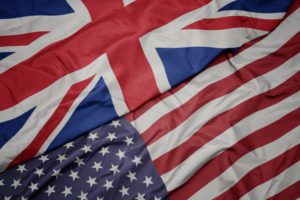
(0, 0, 299, 199)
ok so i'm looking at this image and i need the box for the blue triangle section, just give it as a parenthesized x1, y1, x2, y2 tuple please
(219, 0, 293, 13)
(0, 0, 74, 19)
(156, 47, 226, 87)
(0, 52, 14, 61)
(48, 77, 118, 150)
(0, 107, 35, 149)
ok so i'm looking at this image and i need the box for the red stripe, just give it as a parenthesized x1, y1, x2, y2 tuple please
(142, 31, 300, 147)
(154, 70, 300, 175)
(214, 145, 300, 200)
(7, 76, 94, 169)
(267, 181, 300, 200)
(168, 107, 300, 199)
(0, 32, 48, 47)
(184, 16, 281, 31)
(0, 0, 212, 111)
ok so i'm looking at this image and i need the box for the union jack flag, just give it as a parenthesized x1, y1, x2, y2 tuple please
(0, 0, 299, 199)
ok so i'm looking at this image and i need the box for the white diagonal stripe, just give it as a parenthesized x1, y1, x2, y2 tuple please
(240, 162, 300, 200)
(149, 53, 300, 161)
(161, 90, 300, 192)
(189, 126, 300, 200)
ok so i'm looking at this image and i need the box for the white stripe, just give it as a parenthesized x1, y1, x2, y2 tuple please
(161, 90, 300, 192)
(240, 162, 300, 200)
(101, 56, 129, 116)
(146, 28, 267, 48)
(189, 126, 300, 200)
(0, 53, 129, 171)
(132, 7, 300, 133)
(149, 53, 300, 161)
(204, 10, 285, 20)
(0, 0, 91, 73)
(123, 0, 136, 7)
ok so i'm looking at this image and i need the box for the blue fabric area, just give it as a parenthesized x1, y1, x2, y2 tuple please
(157, 47, 226, 87)
(0, 52, 13, 61)
(219, 0, 293, 13)
(48, 77, 118, 150)
(0, 0, 74, 19)
(0, 107, 35, 149)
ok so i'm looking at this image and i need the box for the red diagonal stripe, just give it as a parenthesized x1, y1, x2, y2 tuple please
(266, 181, 300, 200)
(184, 16, 281, 31)
(168, 107, 300, 199)
(214, 145, 300, 200)
(0, 32, 48, 47)
(7, 76, 94, 169)
(154, 70, 300, 175)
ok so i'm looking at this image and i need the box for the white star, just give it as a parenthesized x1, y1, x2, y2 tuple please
(75, 157, 85, 166)
(28, 182, 38, 192)
(81, 145, 92, 153)
(56, 154, 67, 163)
(110, 120, 121, 128)
(126, 171, 137, 182)
(99, 146, 110, 156)
(132, 156, 142, 167)
(16, 164, 27, 174)
(103, 179, 113, 191)
(44, 185, 55, 196)
(4, 196, 12, 200)
(21, 196, 28, 200)
(115, 149, 126, 160)
(119, 185, 129, 197)
(34, 168, 45, 177)
(86, 176, 97, 187)
(52, 169, 62, 179)
(92, 161, 103, 172)
(0, 179, 4, 186)
(135, 193, 145, 200)
(88, 133, 99, 141)
(109, 164, 120, 175)
(62, 186, 72, 198)
(11, 179, 21, 189)
(124, 136, 134, 146)
(64, 142, 74, 149)
(154, 196, 162, 200)
(38, 155, 49, 163)
(143, 176, 153, 188)
(106, 132, 117, 141)
(97, 197, 104, 200)
(69, 170, 80, 181)
(78, 191, 88, 200)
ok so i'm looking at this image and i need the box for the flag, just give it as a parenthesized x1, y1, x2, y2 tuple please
(0, 0, 299, 199)
(1, 0, 293, 171)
